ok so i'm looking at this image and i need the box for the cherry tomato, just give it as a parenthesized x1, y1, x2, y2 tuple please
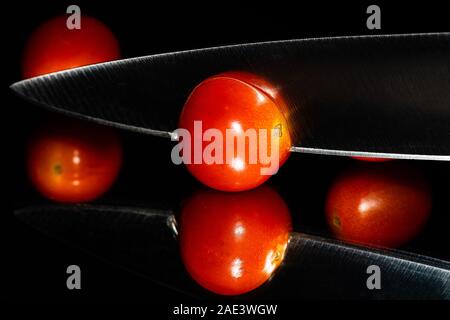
(178, 72, 291, 192)
(27, 118, 123, 203)
(352, 156, 392, 162)
(325, 163, 431, 248)
(22, 15, 120, 78)
(179, 186, 292, 295)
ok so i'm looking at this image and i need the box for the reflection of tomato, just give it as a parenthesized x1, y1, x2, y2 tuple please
(325, 163, 431, 248)
(179, 187, 292, 295)
(178, 72, 291, 192)
(22, 15, 120, 78)
(27, 118, 123, 203)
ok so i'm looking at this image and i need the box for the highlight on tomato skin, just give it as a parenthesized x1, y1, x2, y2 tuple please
(22, 15, 120, 78)
(27, 117, 123, 203)
(325, 163, 432, 248)
(178, 72, 292, 192)
(179, 186, 292, 296)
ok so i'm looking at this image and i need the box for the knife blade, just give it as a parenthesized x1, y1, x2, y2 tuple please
(273, 233, 450, 299)
(10, 33, 450, 160)
(15, 204, 450, 299)
(15, 204, 203, 297)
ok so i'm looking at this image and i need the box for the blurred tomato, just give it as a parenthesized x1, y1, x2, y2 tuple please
(325, 163, 432, 248)
(353, 156, 392, 162)
(27, 118, 123, 203)
(22, 15, 120, 78)
(179, 186, 292, 295)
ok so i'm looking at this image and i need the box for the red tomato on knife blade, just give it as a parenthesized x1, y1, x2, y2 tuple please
(178, 72, 291, 192)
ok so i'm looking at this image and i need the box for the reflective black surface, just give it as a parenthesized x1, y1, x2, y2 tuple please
(15, 201, 450, 299)
(12, 126, 450, 299)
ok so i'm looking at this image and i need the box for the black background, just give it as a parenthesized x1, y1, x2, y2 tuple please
(3, 0, 450, 306)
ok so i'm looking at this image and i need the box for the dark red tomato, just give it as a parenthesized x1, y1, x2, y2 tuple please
(353, 156, 392, 162)
(179, 186, 292, 295)
(325, 163, 431, 248)
(27, 118, 123, 203)
(178, 72, 291, 192)
(22, 15, 120, 78)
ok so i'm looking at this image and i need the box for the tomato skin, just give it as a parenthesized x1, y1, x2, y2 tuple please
(352, 156, 392, 162)
(216, 71, 284, 106)
(178, 72, 291, 192)
(325, 163, 431, 248)
(27, 119, 123, 203)
(179, 187, 292, 295)
(22, 15, 120, 78)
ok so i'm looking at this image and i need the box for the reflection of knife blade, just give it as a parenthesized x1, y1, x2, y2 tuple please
(15, 204, 204, 298)
(10, 33, 450, 160)
(15, 205, 450, 299)
(268, 234, 450, 299)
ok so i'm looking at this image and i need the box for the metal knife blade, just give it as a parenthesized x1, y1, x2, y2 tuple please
(271, 233, 450, 299)
(10, 33, 450, 160)
(15, 204, 203, 298)
(15, 204, 450, 299)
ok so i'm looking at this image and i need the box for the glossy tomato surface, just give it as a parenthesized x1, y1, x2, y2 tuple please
(22, 15, 120, 78)
(178, 72, 291, 192)
(325, 163, 432, 248)
(179, 187, 292, 295)
(27, 118, 123, 203)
